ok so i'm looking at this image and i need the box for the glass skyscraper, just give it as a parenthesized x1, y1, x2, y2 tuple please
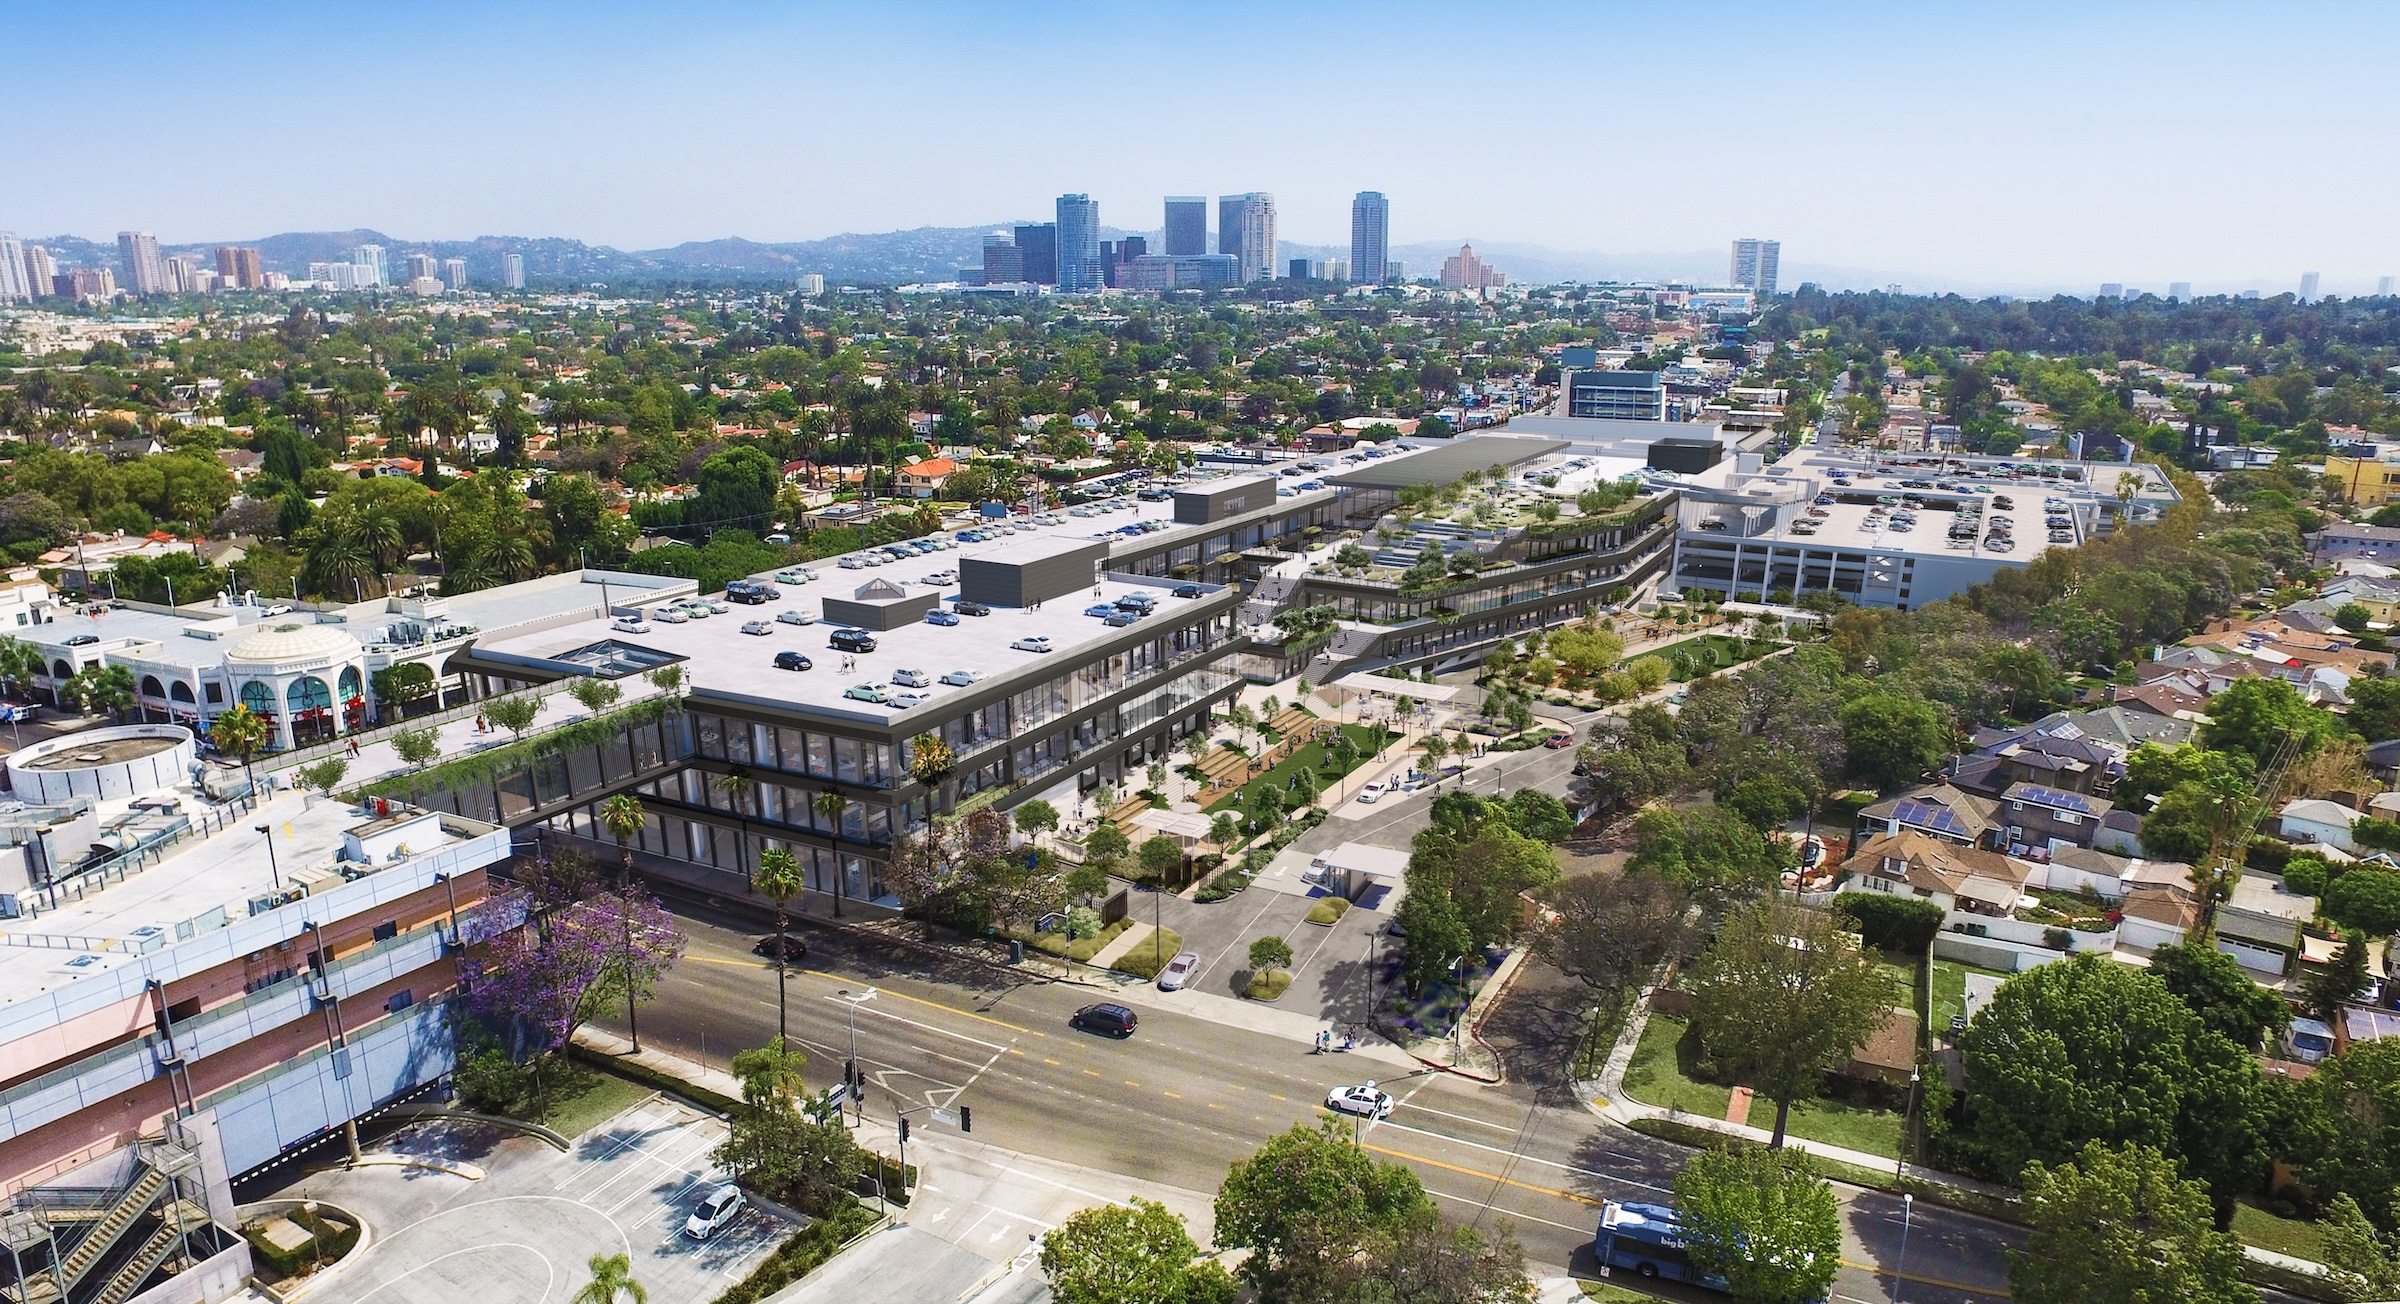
(1056, 194, 1102, 292)
(1163, 197, 1208, 257)
(1350, 192, 1388, 285)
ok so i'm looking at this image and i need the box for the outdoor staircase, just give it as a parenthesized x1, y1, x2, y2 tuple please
(89, 1203, 208, 1304)
(1237, 571, 1300, 628)
(53, 1169, 165, 1295)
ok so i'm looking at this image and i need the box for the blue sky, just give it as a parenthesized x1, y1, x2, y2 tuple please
(8, 0, 2397, 292)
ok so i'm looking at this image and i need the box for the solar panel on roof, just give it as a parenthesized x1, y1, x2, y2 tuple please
(2019, 786, 2095, 814)
(1893, 800, 1968, 834)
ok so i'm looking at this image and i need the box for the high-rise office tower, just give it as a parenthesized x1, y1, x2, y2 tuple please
(1729, 238, 1780, 296)
(117, 231, 167, 296)
(22, 245, 55, 298)
(1218, 193, 1276, 283)
(2300, 272, 2321, 302)
(215, 246, 263, 289)
(2098, 283, 2123, 301)
(981, 233, 1022, 285)
(1350, 192, 1389, 285)
(0, 233, 26, 302)
(352, 244, 386, 286)
(503, 253, 525, 290)
(1056, 194, 1102, 292)
(405, 253, 439, 283)
(163, 255, 198, 294)
(1101, 237, 1146, 288)
(1013, 223, 1057, 285)
(2381, 276, 2397, 298)
(443, 258, 469, 292)
(2169, 281, 2192, 302)
(1163, 197, 1208, 257)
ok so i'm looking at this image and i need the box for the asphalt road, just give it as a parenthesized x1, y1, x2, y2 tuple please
(603, 891, 2022, 1303)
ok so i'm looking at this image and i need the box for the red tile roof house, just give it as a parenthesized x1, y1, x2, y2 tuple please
(896, 457, 959, 499)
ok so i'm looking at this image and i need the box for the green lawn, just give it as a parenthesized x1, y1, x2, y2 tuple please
(1026, 916, 1132, 963)
(1634, 634, 1784, 681)
(1929, 960, 2012, 1034)
(537, 1066, 653, 1141)
(1582, 1283, 1664, 1302)
(2231, 1200, 2327, 1261)
(1205, 723, 1393, 815)
(1620, 1015, 1905, 1159)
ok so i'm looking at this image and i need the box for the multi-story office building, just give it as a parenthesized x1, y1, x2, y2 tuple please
(214, 247, 263, 291)
(404, 253, 439, 284)
(2169, 281, 2193, 301)
(1439, 244, 1505, 290)
(1163, 197, 1208, 257)
(1218, 193, 1275, 283)
(163, 255, 200, 294)
(2300, 272, 2321, 302)
(1123, 254, 1239, 290)
(0, 721, 513, 1304)
(503, 252, 525, 289)
(443, 258, 469, 292)
(1562, 369, 1665, 421)
(1351, 192, 1389, 285)
(351, 244, 386, 287)
(1729, 238, 1780, 296)
(1666, 446, 2180, 611)
(117, 232, 167, 297)
(980, 233, 1022, 286)
(22, 245, 57, 299)
(63, 268, 117, 301)
(2098, 283, 2123, 301)
(1101, 237, 1146, 287)
(0, 233, 28, 302)
(1055, 194, 1102, 292)
(2381, 277, 2396, 298)
(1013, 223, 1057, 285)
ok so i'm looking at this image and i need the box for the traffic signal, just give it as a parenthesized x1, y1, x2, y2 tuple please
(898, 1117, 909, 1145)
(846, 1060, 859, 1087)
(960, 1105, 972, 1133)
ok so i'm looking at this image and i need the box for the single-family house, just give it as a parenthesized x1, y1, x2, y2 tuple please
(1854, 785, 2000, 849)
(895, 457, 959, 499)
(2281, 797, 2363, 852)
(1999, 783, 2115, 856)
(1842, 831, 2030, 916)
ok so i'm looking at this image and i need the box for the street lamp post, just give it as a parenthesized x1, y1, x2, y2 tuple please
(835, 988, 878, 1125)
(254, 823, 280, 890)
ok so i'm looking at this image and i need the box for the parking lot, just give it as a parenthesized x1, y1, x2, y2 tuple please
(1146, 855, 1395, 1029)
(270, 1098, 791, 1304)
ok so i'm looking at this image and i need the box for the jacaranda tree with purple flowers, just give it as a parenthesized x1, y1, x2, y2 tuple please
(464, 885, 687, 1059)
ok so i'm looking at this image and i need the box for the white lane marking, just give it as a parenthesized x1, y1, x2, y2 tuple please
(1421, 1187, 1593, 1235)
(1396, 1098, 1522, 1133)
(829, 994, 1011, 1052)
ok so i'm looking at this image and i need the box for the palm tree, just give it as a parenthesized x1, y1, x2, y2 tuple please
(598, 793, 648, 1052)
(715, 769, 756, 872)
(753, 846, 804, 1043)
(210, 702, 270, 799)
(571, 1253, 647, 1304)
(813, 789, 849, 917)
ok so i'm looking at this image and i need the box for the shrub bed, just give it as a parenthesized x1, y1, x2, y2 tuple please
(710, 1197, 883, 1304)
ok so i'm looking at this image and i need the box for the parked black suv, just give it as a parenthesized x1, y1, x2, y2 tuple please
(829, 628, 877, 653)
(1071, 1003, 1138, 1038)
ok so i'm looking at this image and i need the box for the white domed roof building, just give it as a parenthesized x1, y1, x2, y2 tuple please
(222, 622, 369, 748)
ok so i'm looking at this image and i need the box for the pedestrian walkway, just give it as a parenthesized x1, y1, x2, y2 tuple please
(1084, 921, 1155, 971)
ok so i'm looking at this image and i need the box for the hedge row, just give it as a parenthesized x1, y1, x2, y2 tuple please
(710, 1197, 883, 1304)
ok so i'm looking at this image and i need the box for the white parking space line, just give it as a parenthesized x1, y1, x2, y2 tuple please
(579, 1126, 722, 1211)
(1194, 892, 1292, 991)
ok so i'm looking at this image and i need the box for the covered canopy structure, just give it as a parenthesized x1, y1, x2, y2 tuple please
(1324, 672, 1460, 704)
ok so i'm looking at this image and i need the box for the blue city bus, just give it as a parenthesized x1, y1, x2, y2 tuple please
(1595, 1200, 1719, 1288)
(1594, 1200, 1828, 1301)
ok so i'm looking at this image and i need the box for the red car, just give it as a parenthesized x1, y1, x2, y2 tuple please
(1542, 731, 1575, 749)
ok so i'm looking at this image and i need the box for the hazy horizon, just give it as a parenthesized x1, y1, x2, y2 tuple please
(10, 0, 2399, 295)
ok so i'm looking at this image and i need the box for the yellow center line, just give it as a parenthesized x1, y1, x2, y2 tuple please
(1163, 1090, 1181, 1099)
(1043, 1058, 1061, 1067)
(1206, 1102, 1222, 1110)
(1360, 1143, 1606, 1208)
(1268, 1093, 1286, 1102)
(1083, 1069, 1101, 1078)
(1124, 1080, 1141, 1088)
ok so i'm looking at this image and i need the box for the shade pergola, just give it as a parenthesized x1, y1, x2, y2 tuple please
(1130, 808, 1216, 845)
(1325, 672, 1460, 703)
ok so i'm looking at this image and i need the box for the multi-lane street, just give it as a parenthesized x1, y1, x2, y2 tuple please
(605, 890, 2021, 1303)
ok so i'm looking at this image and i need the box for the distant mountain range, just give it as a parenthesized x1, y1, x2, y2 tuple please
(18, 225, 1994, 295)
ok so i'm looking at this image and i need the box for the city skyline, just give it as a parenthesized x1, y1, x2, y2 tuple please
(6, 1, 2393, 289)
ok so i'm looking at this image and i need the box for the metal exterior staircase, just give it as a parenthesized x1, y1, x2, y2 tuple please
(51, 1169, 164, 1295)
(89, 1203, 207, 1304)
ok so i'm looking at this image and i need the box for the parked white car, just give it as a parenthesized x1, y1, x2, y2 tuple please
(609, 615, 652, 634)
(1157, 952, 1200, 991)
(1356, 781, 1387, 804)
(683, 1184, 745, 1241)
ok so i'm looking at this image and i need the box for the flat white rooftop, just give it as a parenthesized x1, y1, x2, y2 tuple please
(0, 790, 475, 1002)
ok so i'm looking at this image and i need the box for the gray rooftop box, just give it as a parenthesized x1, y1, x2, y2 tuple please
(1648, 439, 1724, 475)
(821, 577, 941, 631)
(1175, 476, 1275, 526)
(959, 537, 1110, 609)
